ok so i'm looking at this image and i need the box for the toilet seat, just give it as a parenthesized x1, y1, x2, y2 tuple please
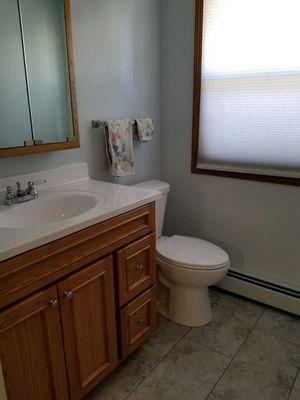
(157, 235, 229, 271)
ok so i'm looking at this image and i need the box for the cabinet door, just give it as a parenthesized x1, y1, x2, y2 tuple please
(0, 287, 68, 400)
(58, 256, 118, 400)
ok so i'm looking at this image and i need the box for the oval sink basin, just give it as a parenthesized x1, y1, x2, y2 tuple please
(0, 191, 103, 228)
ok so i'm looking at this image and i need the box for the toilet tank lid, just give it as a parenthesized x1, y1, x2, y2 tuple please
(134, 180, 170, 195)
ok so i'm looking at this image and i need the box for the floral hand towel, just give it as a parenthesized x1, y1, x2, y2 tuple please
(136, 117, 154, 142)
(105, 119, 135, 177)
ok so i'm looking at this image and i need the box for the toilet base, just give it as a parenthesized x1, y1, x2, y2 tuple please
(169, 286, 212, 327)
(158, 271, 212, 327)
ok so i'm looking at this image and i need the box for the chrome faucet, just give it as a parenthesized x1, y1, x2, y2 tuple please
(4, 179, 46, 206)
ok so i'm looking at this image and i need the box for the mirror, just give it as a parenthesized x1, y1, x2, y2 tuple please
(0, 0, 79, 157)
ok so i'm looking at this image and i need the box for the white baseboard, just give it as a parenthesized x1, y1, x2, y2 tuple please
(217, 275, 299, 316)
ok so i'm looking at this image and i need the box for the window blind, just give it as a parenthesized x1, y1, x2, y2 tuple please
(198, 0, 300, 178)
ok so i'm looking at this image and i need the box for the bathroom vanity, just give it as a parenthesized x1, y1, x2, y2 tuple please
(0, 164, 160, 400)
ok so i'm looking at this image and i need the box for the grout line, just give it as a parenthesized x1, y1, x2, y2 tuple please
(287, 368, 299, 400)
(254, 309, 300, 349)
(250, 306, 266, 333)
(204, 303, 266, 399)
(124, 327, 192, 400)
(204, 358, 234, 399)
(126, 292, 269, 400)
(186, 336, 232, 360)
(253, 307, 266, 328)
(253, 308, 300, 349)
(254, 328, 300, 349)
(124, 291, 224, 400)
(203, 330, 251, 400)
(188, 293, 265, 360)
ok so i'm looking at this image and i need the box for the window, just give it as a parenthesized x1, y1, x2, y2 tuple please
(192, 0, 300, 185)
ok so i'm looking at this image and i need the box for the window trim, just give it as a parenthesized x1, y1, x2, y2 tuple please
(191, 0, 300, 186)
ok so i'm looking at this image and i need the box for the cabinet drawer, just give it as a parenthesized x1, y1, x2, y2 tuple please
(116, 233, 156, 306)
(120, 286, 157, 358)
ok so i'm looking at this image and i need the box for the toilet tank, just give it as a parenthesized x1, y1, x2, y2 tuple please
(133, 180, 170, 238)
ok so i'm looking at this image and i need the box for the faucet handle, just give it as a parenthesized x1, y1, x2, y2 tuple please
(27, 180, 45, 199)
(27, 179, 46, 190)
(6, 186, 16, 195)
(5, 186, 16, 205)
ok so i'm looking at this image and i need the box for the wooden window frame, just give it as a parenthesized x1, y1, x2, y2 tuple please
(191, 0, 300, 186)
(0, 0, 80, 159)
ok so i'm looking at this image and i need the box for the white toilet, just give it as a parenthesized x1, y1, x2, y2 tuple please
(134, 180, 230, 327)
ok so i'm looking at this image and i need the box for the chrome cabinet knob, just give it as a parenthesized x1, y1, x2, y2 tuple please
(50, 299, 59, 309)
(64, 291, 73, 300)
(136, 264, 145, 272)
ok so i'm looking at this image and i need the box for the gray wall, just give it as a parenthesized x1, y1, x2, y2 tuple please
(160, 0, 300, 290)
(0, 0, 161, 185)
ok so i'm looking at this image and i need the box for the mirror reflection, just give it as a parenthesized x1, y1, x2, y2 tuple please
(0, 0, 75, 149)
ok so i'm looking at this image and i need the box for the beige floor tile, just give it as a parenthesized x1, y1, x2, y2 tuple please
(127, 337, 230, 400)
(289, 387, 300, 400)
(85, 358, 150, 400)
(289, 370, 300, 400)
(256, 308, 300, 347)
(210, 287, 223, 306)
(208, 329, 300, 400)
(187, 293, 264, 357)
(133, 315, 190, 368)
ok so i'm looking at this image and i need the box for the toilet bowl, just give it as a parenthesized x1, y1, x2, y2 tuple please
(134, 180, 230, 327)
(157, 235, 229, 326)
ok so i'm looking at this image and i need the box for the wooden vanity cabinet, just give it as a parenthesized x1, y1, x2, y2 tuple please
(0, 203, 157, 400)
(0, 287, 69, 400)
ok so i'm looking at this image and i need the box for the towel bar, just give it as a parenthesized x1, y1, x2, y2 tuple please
(91, 120, 136, 128)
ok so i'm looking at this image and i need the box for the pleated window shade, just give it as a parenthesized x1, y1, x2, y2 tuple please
(197, 0, 300, 178)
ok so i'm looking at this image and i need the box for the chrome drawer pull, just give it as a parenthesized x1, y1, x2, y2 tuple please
(50, 299, 59, 309)
(137, 319, 145, 325)
(136, 264, 144, 272)
(64, 291, 73, 300)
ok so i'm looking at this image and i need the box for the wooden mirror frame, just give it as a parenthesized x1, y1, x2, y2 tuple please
(191, 0, 300, 186)
(0, 0, 79, 159)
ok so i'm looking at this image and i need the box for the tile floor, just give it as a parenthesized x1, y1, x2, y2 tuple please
(86, 289, 300, 400)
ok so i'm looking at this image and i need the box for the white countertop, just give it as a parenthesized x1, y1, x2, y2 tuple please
(0, 163, 160, 262)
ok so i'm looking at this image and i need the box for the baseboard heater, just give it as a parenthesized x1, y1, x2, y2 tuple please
(217, 270, 300, 316)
